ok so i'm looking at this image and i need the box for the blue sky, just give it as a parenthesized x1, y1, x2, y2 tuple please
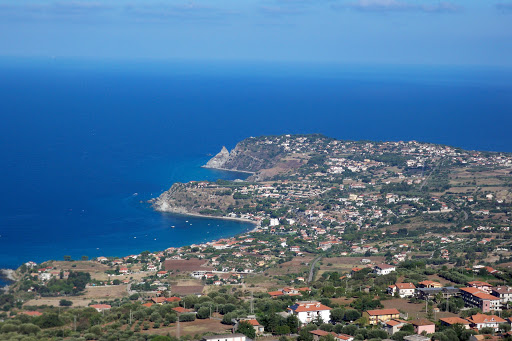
(0, 0, 511, 66)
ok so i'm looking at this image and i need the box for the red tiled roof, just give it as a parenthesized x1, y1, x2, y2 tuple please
(20, 311, 43, 317)
(411, 319, 434, 326)
(166, 297, 181, 302)
(245, 319, 261, 326)
(172, 307, 189, 313)
(440, 317, 471, 325)
(468, 313, 506, 324)
(90, 304, 111, 309)
(289, 302, 332, 312)
(396, 283, 416, 290)
(151, 297, 167, 303)
(468, 281, 492, 287)
(366, 308, 400, 316)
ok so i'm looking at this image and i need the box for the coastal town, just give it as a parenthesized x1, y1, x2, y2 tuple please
(1, 134, 512, 341)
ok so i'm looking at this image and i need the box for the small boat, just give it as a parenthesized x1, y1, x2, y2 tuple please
(171, 225, 175, 228)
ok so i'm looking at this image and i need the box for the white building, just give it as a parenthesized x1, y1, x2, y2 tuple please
(287, 301, 331, 324)
(491, 286, 512, 304)
(466, 313, 506, 331)
(388, 283, 416, 298)
(374, 264, 396, 276)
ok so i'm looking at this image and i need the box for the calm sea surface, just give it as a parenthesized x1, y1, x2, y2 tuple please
(1, 60, 511, 285)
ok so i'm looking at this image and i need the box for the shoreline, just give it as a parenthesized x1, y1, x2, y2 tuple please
(157, 206, 259, 229)
(201, 165, 255, 175)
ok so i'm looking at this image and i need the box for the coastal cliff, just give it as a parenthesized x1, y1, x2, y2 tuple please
(204, 146, 230, 169)
(202, 137, 286, 173)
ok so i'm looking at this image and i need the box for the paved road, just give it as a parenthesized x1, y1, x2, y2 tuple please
(308, 256, 322, 283)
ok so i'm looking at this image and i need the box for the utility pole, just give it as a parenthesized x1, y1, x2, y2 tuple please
(129, 310, 132, 325)
(250, 291, 254, 315)
(73, 315, 77, 332)
(177, 315, 180, 339)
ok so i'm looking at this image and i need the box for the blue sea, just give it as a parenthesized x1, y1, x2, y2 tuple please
(1, 59, 512, 287)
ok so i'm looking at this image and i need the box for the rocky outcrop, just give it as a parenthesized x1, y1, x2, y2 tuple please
(203, 139, 284, 173)
(204, 146, 230, 169)
(152, 183, 185, 212)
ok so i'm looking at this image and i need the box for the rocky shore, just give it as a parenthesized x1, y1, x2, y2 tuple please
(0, 268, 15, 292)
(152, 200, 258, 227)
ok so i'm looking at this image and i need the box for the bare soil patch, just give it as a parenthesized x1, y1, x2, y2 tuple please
(139, 318, 231, 337)
(171, 285, 204, 295)
(266, 255, 314, 276)
(382, 298, 457, 321)
(164, 259, 213, 272)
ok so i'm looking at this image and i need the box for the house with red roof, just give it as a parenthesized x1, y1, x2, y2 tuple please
(233, 318, 265, 335)
(460, 287, 500, 313)
(287, 301, 332, 325)
(151, 297, 167, 304)
(467, 281, 493, 294)
(466, 313, 506, 331)
(491, 286, 512, 305)
(418, 280, 442, 288)
(439, 317, 471, 329)
(384, 319, 407, 335)
(310, 330, 354, 341)
(410, 319, 436, 335)
(388, 283, 416, 298)
(166, 296, 181, 303)
(364, 308, 400, 325)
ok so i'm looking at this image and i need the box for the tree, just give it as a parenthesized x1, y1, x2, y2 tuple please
(275, 325, 291, 335)
(344, 309, 361, 321)
(35, 313, 64, 328)
(19, 323, 41, 335)
(179, 313, 196, 322)
(150, 312, 161, 322)
(392, 331, 413, 341)
(64, 255, 72, 261)
(479, 327, 495, 335)
(237, 321, 256, 339)
(59, 299, 72, 307)
(152, 337, 172, 341)
(196, 307, 210, 319)
(286, 314, 300, 333)
(81, 255, 89, 261)
(500, 323, 512, 333)
(400, 324, 414, 333)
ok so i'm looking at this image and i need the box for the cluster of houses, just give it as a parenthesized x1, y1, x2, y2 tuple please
(268, 286, 311, 298)
(386, 279, 512, 313)
(281, 300, 512, 340)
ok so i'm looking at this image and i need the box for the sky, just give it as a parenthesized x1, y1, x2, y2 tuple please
(0, 0, 511, 66)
